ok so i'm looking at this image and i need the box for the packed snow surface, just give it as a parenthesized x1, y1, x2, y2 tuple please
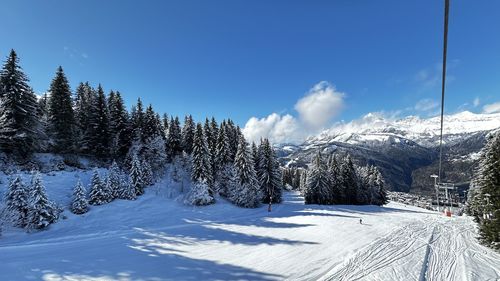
(1, 174, 499, 281)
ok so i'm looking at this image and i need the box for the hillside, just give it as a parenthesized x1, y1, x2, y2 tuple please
(0, 172, 499, 280)
(277, 111, 500, 193)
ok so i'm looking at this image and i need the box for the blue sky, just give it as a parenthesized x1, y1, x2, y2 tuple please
(1, 1, 499, 142)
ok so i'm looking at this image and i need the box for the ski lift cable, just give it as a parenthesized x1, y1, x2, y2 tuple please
(438, 0, 450, 184)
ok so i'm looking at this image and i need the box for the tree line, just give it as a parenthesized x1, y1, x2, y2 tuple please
(283, 152, 388, 206)
(0, 49, 284, 234)
(466, 131, 499, 250)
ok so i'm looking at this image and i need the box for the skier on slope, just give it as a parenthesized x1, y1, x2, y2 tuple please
(359, 218, 362, 224)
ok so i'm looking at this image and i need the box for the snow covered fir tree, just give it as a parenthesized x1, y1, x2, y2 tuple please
(71, 180, 88, 215)
(26, 172, 59, 230)
(3, 176, 30, 228)
(257, 138, 282, 206)
(0, 50, 41, 158)
(185, 123, 214, 206)
(466, 131, 500, 250)
(230, 135, 262, 208)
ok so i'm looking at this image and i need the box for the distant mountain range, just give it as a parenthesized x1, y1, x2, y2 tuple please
(276, 111, 500, 195)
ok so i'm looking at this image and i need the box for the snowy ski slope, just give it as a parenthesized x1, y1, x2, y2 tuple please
(0, 176, 499, 281)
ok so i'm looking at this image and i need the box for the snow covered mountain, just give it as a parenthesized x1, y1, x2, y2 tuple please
(308, 111, 500, 148)
(277, 111, 500, 193)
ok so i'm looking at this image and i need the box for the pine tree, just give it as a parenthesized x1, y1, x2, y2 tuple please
(216, 163, 238, 198)
(209, 117, 219, 152)
(107, 161, 122, 199)
(182, 115, 195, 154)
(154, 113, 163, 138)
(305, 151, 329, 204)
(0, 50, 41, 157)
(471, 132, 500, 249)
(162, 113, 169, 141)
(3, 175, 29, 227)
(231, 135, 261, 208)
(192, 123, 213, 190)
(185, 181, 215, 206)
(36, 93, 50, 151)
(215, 122, 232, 170)
(355, 166, 370, 205)
(143, 104, 154, 141)
(340, 155, 358, 205)
(215, 123, 235, 197)
(130, 153, 145, 196)
(258, 139, 282, 204)
(47, 66, 75, 153)
(119, 172, 137, 200)
(27, 172, 58, 230)
(88, 85, 110, 158)
(143, 104, 162, 142)
(142, 159, 154, 186)
(74, 82, 96, 153)
(108, 91, 130, 158)
(226, 119, 239, 160)
(166, 116, 182, 160)
(143, 135, 167, 175)
(252, 142, 260, 174)
(71, 180, 89, 215)
(204, 118, 217, 183)
(88, 169, 108, 205)
(327, 154, 343, 204)
(373, 168, 388, 206)
(130, 98, 145, 143)
(300, 170, 308, 195)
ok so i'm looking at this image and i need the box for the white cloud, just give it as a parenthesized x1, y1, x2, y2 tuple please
(414, 60, 459, 89)
(482, 102, 500, 114)
(294, 81, 344, 130)
(243, 81, 345, 144)
(414, 98, 438, 111)
(415, 69, 439, 87)
(64, 46, 89, 61)
(243, 113, 303, 144)
(473, 97, 480, 107)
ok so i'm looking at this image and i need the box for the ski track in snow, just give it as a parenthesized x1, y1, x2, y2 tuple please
(322, 214, 500, 281)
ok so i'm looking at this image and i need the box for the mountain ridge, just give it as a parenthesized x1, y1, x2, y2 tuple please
(276, 111, 500, 194)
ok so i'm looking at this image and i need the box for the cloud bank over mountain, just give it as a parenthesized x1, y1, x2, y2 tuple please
(243, 81, 345, 144)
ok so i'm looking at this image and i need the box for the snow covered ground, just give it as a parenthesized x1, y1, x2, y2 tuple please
(0, 173, 499, 281)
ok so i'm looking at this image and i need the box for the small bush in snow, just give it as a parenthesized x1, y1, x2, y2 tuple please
(184, 181, 214, 206)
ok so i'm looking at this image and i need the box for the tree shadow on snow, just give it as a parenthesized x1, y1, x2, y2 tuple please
(132, 225, 318, 248)
(333, 205, 428, 215)
(282, 191, 428, 215)
(13, 235, 283, 281)
(32, 254, 282, 281)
